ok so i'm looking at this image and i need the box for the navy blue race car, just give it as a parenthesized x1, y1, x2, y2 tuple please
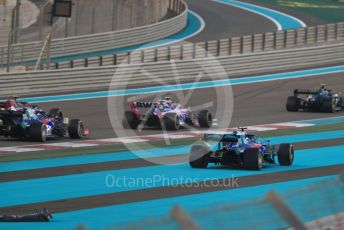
(0, 98, 89, 142)
(189, 128, 294, 170)
(286, 84, 344, 113)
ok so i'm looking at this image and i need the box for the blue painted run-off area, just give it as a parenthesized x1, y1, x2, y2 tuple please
(0, 175, 338, 230)
(1, 143, 344, 207)
(1, 129, 344, 173)
(213, 0, 306, 30)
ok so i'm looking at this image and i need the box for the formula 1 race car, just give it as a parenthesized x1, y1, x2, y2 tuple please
(122, 97, 212, 131)
(286, 84, 344, 113)
(189, 128, 294, 170)
(0, 98, 89, 142)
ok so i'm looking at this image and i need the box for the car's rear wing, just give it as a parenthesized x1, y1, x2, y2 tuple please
(293, 89, 318, 96)
(203, 133, 238, 142)
(131, 101, 158, 108)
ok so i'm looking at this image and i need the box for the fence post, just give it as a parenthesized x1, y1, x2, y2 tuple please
(216, 40, 220, 56)
(304, 27, 308, 45)
(325, 24, 328, 42)
(113, 54, 117, 65)
(70, 60, 74, 68)
(273, 32, 276, 50)
(180, 45, 183, 60)
(167, 46, 171, 61)
(229, 38, 232, 55)
(205, 41, 208, 57)
(55, 62, 59, 69)
(284, 30, 287, 48)
(84, 58, 88, 67)
(154, 48, 158, 62)
(127, 52, 130, 64)
(335, 23, 338, 40)
(170, 205, 199, 230)
(262, 33, 266, 51)
(315, 26, 318, 43)
(294, 29, 298, 46)
(99, 56, 103, 66)
(192, 43, 196, 59)
(252, 35, 255, 52)
(141, 50, 144, 63)
(266, 191, 307, 230)
(240, 36, 244, 54)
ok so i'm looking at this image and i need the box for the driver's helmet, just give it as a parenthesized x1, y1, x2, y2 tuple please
(319, 84, 327, 95)
(245, 137, 252, 143)
(170, 103, 177, 110)
(23, 108, 37, 124)
(158, 100, 171, 112)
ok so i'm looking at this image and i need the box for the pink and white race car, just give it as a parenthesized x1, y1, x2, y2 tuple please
(122, 97, 213, 131)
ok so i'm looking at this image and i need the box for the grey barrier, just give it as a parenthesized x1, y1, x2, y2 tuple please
(0, 41, 343, 98)
(16, 21, 344, 71)
(0, 0, 187, 68)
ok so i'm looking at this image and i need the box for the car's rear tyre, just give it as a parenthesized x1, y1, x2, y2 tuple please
(122, 111, 140, 129)
(29, 123, 47, 142)
(278, 143, 294, 166)
(321, 97, 336, 113)
(48, 108, 63, 121)
(164, 113, 180, 131)
(189, 145, 209, 168)
(243, 148, 263, 170)
(286, 96, 300, 112)
(198, 110, 212, 128)
(68, 119, 84, 139)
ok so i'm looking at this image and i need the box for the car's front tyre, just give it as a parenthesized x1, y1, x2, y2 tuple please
(68, 119, 84, 139)
(321, 97, 336, 113)
(278, 143, 294, 166)
(29, 123, 47, 142)
(286, 96, 300, 112)
(243, 148, 263, 170)
(198, 110, 212, 128)
(164, 113, 180, 131)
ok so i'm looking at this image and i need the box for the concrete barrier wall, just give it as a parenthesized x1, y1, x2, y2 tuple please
(0, 41, 343, 97)
(7, 21, 343, 71)
(54, 0, 171, 39)
(0, 0, 187, 67)
(17, 0, 172, 43)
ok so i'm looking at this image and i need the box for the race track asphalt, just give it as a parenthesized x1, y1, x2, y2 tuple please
(186, 0, 276, 41)
(0, 73, 342, 147)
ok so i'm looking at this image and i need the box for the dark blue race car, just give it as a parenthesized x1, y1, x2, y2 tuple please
(0, 99, 88, 142)
(286, 84, 344, 113)
(189, 128, 294, 170)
